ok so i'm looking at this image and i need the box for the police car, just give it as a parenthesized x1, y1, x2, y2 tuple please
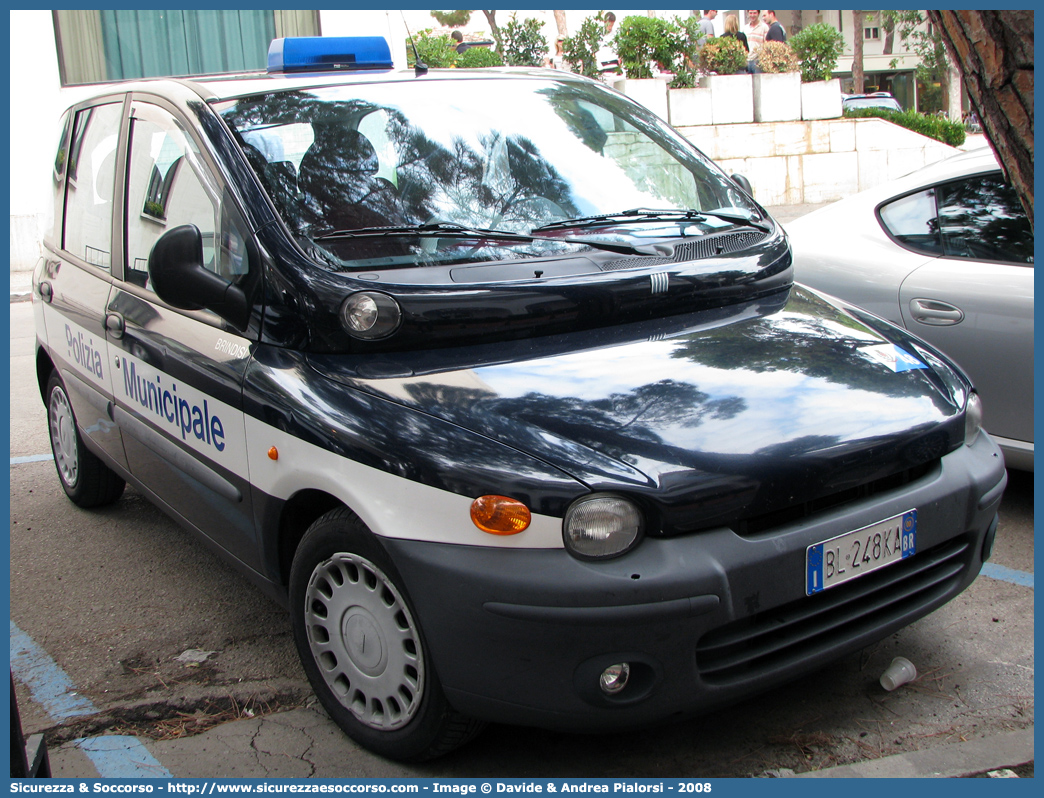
(34, 36, 1006, 761)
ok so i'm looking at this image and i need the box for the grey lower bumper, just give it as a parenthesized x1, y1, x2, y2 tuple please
(381, 434, 1006, 731)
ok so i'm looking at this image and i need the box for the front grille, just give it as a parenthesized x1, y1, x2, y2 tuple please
(600, 230, 770, 272)
(695, 536, 971, 685)
(732, 460, 938, 538)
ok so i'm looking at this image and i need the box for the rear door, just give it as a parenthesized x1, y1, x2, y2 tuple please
(896, 173, 1033, 448)
(39, 99, 129, 471)
(107, 97, 262, 570)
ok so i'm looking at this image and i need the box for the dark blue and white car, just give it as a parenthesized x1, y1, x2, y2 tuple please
(34, 37, 1006, 761)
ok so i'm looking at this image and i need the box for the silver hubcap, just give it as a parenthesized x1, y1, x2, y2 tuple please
(49, 386, 79, 488)
(305, 553, 424, 730)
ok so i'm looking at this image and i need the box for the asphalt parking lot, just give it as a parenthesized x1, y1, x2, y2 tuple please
(8, 289, 1033, 779)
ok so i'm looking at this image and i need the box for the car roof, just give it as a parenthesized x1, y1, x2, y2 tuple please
(64, 66, 584, 109)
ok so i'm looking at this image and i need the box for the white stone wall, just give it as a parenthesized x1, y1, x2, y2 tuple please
(679, 118, 958, 207)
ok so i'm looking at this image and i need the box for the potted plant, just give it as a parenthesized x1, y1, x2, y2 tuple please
(752, 41, 801, 122)
(612, 15, 681, 120)
(698, 36, 754, 124)
(789, 23, 844, 120)
(666, 16, 711, 127)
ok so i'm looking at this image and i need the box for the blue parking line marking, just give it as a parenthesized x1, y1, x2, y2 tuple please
(10, 620, 96, 719)
(981, 562, 1034, 589)
(10, 621, 172, 778)
(11, 453, 54, 464)
(75, 736, 173, 779)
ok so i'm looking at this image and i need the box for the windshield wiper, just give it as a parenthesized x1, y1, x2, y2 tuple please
(699, 208, 772, 233)
(532, 207, 771, 234)
(532, 208, 708, 233)
(313, 222, 673, 257)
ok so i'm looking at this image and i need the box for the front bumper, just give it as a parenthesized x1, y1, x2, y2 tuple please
(380, 433, 1006, 731)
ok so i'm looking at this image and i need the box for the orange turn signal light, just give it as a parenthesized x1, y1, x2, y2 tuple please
(470, 495, 531, 535)
(268, 447, 279, 461)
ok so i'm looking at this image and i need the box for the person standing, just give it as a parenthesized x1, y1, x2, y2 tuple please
(746, 9, 768, 51)
(699, 9, 718, 40)
(763, 10, 787, 43)
(722, 14, 748, 54)
(597, 12, 620, 74)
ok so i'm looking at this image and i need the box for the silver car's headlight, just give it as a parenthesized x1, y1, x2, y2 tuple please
(563, 494, 643, 559)
(965, 392, 983, 445)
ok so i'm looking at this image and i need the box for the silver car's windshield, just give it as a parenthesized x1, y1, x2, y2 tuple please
(217, 76, 758, 270)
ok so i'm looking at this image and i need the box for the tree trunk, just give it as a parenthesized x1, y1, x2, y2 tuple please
(481, 10, 502, 54)
(927, 10, 1033, 228)
(852, 11, 864, 94)
(553, 10, 568, 37)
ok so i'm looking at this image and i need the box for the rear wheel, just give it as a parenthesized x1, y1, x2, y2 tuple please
(46, 372, 125, 508)
(289, 507, 484, 761)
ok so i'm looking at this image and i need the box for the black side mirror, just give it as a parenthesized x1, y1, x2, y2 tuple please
(731, 174, 754, 196)
(148, 225, 250, 330)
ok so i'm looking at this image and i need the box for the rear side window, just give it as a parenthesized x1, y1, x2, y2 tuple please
(124, 103, 249, 290)
(63, 103, 123, 269)
(935, 175, 1033, 264)
(878, 173, 1033, 265)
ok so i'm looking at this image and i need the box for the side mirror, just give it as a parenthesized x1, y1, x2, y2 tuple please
(731, 173, 754, 196)
(148, 225, 250, 330)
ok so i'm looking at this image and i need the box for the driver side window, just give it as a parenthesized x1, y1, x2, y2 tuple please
(124, 104, 248, 290)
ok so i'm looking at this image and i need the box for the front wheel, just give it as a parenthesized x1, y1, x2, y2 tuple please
(46, 372, 125, 508)
(289, 507, 484, 761)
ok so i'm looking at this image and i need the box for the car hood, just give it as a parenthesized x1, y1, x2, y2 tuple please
(309, 285, 969, 534)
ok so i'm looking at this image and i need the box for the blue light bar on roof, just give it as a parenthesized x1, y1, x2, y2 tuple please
(268, 37, 394, 73)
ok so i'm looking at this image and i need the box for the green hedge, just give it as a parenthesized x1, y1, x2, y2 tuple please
(843, 107, 966, 147)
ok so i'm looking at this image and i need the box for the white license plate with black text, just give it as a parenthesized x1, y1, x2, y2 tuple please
(806, 510, 917, 595)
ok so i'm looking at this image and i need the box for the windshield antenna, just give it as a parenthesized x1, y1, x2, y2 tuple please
(401, 12, 428, 76)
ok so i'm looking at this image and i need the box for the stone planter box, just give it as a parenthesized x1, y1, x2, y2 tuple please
(801, 78, 843, 120)
(699, 73, 754, 125)
(614, 77, 669, 121)
(753, 72, 801, 122)
(668, 86, 712, 127)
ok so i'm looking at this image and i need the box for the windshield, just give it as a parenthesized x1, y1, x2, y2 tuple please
(218, 76, 758, 270)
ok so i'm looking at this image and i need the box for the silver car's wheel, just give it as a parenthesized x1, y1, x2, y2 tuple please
(49, 383, 79, 488)
(304, 552, 424, 730)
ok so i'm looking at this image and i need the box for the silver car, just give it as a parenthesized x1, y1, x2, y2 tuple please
(787, 148, 1033, 470)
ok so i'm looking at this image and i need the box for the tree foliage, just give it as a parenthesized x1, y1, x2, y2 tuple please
(406, 29, 457, 69)
(457, 46, 504, 68)
(699, 37, 747, 76)
(789, 22, 844, 82)
(430, 10, 471, 28)
(614, 15, 682, 80)
(561, 14, 606, 79)
(500, 14, 548, 67)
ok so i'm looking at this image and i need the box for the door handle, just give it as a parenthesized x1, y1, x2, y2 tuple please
(909, 298, 964, 326)
(105, 312, 125, 339)
(38, 281, 53, 303)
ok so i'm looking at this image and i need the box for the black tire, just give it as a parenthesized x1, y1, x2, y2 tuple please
(45, 372, 125, 508)
(289, 506, 485, 761)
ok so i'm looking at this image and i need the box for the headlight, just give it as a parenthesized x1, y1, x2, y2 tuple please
(563, 494, 643, 559)
(340, 291, 402, 339)
(965, 392, 983, 445)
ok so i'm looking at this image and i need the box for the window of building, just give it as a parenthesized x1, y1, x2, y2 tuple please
(63, 103, 123, 269)
(864, 27, 881, 40)
(53, 10, 320, 85)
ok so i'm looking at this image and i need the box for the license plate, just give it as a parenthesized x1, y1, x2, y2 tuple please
(806, 510, 916, 595)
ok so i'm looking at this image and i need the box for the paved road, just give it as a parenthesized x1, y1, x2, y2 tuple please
(8, 296, 1033, 779)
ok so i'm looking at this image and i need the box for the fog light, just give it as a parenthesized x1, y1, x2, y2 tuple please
(340, 292, 402, 340)
(599, 663, 630, 695)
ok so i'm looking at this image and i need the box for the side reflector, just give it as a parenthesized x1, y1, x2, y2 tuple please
(268, 447, 279, 461)
(471, 495, 531, 535)
(268, 37, 394, 73)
